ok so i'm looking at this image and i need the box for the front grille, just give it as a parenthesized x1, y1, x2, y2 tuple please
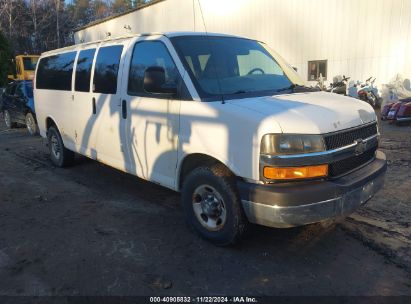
(329, 148, 376, 177)
(324, 123, 378, 150)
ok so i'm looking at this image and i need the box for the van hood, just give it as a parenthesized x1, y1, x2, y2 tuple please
(227, 91, 377, 134)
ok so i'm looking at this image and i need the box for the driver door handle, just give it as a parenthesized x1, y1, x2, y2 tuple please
(122, 100, 127, 119)
(92, 97, 96, 115)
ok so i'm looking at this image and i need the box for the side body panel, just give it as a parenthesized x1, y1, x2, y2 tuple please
(70, 47, 97, 156)
(89, 40, 130, 170)
(177, 100, 282, 185)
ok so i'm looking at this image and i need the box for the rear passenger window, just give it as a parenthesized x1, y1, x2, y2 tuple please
(128, 41, 180, 96)
(36, 52, 76, 91)
(93, 45, 123, 94)
(75, 49, 96, 92)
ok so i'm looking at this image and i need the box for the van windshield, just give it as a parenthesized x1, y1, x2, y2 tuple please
(171, 36, 299, 100)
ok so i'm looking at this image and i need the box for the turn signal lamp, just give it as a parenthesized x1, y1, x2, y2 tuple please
(263, 164, 328, 180)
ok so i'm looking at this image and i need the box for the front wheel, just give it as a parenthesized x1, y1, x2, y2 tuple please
(25, 113, 38, 136)
(181, 164, 248, 246)
(4, 110, 16, 129)
(47, 126, 74, 167)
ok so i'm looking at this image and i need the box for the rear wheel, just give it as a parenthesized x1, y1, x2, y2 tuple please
(47, 126, 74, 167)
(181, 163, 248, 246)
(4, 110, 16, 129)
(25, 113, 38, 136)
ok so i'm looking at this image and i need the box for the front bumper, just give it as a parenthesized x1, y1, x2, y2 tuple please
(238, 151, 387, 228)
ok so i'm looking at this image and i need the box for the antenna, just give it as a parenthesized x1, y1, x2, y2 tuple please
(197, 0, 208, 33)
(196, 0, 225, 104)
(192, 0, 196, 31)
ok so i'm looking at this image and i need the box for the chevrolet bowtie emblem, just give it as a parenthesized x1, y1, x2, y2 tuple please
(354, 139, 367, 155)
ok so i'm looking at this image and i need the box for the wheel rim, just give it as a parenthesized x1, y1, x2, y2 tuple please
(192, 185, 227, 231)
(50, 134, 61, 160)
(26, 115, 36, 134)
(4, 111, 11, 128)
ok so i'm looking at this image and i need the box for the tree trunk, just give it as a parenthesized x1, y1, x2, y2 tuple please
(31, 0, 38, 53)
(56, 0, 60, 48)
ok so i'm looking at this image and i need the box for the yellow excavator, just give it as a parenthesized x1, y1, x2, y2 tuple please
(7, 55, 40, 81)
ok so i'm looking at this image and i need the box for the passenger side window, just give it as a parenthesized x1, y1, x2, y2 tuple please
(93, 45, 123, 94)
(36, 52, 77, 91)
(75, 49, 96, 92)
(128, 41, 180, 97)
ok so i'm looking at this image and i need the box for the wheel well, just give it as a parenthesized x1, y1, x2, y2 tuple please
(45, 117, 56, 131)
(178, 154, 232, 190)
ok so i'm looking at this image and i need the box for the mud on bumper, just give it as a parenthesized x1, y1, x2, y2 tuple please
(238, 151, 387, 228)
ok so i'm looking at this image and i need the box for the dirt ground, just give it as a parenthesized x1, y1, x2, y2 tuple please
(0, 113, 410, 296)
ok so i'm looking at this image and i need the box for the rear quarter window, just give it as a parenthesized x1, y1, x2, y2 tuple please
(36, 52, 77, 91)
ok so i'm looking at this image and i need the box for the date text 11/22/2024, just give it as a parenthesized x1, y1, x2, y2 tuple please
(149, 296, 258, 303)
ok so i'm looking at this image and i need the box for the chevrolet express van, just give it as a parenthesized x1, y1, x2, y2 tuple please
(34, 32, 386, 245)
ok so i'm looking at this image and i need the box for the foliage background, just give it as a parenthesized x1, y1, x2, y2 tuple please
(0, 0, 151, 84)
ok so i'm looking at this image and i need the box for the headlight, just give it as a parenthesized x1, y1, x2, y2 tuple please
(261, 134, 325, 155)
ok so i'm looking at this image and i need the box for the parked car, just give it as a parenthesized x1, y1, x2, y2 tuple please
(34, 32, 386, 245)
(1, 80, 38, 135)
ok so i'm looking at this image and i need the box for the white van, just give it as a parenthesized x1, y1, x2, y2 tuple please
(34, 32, 386, 245)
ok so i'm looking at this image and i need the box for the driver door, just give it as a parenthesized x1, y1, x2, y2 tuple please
(121, 39, 185, 189)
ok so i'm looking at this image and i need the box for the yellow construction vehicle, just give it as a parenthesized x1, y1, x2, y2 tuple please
(7, 55, 40, 81)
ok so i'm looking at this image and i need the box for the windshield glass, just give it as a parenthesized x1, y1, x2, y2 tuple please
(23, 57, 38, 71)
(171, 36, 301, 100)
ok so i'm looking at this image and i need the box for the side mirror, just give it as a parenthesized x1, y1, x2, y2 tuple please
(143, 66, 177, 95)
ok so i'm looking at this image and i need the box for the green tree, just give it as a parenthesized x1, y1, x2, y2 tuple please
(0, 30, 13, 86)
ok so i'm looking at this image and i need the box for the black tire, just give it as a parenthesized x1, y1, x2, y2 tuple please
(4, 110, 16, 128)
(47, 126, 74, 167)
(181, 163, 248, 246)
(25, 113, 38, 136)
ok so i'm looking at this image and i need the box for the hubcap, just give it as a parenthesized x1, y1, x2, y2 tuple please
(50, 134, 61, 159)
(26, 115, 36, 134)
(192, 185, 227, 231)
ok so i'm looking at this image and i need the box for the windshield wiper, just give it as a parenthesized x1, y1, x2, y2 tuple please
(276, 84, 318, 93)
(276, 84, 300, 92)
(220, 90, 250, 104)
(231, 90, 249, 94)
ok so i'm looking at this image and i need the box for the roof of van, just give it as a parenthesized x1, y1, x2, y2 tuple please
(40, 32, 244, 57)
